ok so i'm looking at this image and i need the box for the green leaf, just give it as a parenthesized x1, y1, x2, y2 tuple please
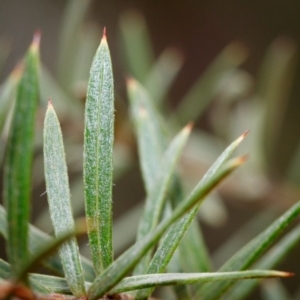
(177, 219, 211, 273)
(87, 156, 244, 300)
(127, 78, 168, 194)
(0, 258, 11, 279)
(110, 271, 292, 294)
(3, 33, 40, 276)
(134, 122, 192, 275)
(175, 42, 248, 125)
(0, 205, 95, 281)
(57, 0, 92, 89)
(224, 222, 300, 300)
(261, 280, 292, 300)
(0, 64, 21, 134)
(44, 101, 86, 297)
(29, 274, 72, 294)
(72, 24, 101, 86)
(120, 10, 155, 82)
(0, 258, 60, 294)
(257, 39, 297, 172)
(128, 78, 212, 284)
(15, 224, 86, 284)
(135, 132, 247, 299)
(144, 48, 184, 105)
(213, 207, 279, 269)
(84, 31, 114, 275)
(197, 200, 300, 300)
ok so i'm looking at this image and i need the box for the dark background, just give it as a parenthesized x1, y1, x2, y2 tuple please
(1, 0, 300, 100)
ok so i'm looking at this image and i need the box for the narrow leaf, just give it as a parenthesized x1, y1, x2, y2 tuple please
(57, 0, 92, 89)
(197, 200, 300, 300)
(87, 156, 244, 300)
(127, 78, 168, 193)
(120, 10, 154, 82)
(258, 38, 297, 172)
(0, 63, 22, 134)
(111, 271, 292, 294)
(3, 33, 40, 276)
(0, 205, 95, 281)
(84, 30, 114, 275)
(261, 280, 292, 300)
(44, 101, 86, 296)
(145, 48, 184, 105)
(134, 122, 192, 275)
(17, 226, 86, 282)
(135, 132, 248, 299)
(175, 42, 248, 125)
(225, 222, 300, 300)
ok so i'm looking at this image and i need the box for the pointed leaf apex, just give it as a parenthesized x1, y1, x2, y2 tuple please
(184, 122, 194, 134)
(280, 271, 295, 278)
(31, 30, 41, 52)
(234, 130, 249, 146)
(242, 129, 250, 139)
(127, 76, 137, 88)
(47, 98, 53, 108)
(234, 154, 248, 166)
(102, 27, 107, 40)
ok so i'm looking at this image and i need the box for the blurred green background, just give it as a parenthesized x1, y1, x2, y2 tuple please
(1, 1, 300, 299)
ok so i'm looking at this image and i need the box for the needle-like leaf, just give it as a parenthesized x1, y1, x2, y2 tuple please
(0, 63, 22, 135)
(197, 199, 300, 300)
(87, 156, 244, 300)
(3, 33, 40, 276)
(134, 121, 193, 275)
(135, 131, 248, 299)
(175, 42, 248, 125)
(224, 222, 300, 300)
(44, 101, 86, 296)
(84, 29, 114, 275)
(0, 205, 95, 281)
(111, 271, 292, 294)
(57, 0, 92, 89)
(128, 78, 168, 194)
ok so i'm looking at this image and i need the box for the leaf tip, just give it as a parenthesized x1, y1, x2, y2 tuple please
(235, 154, 248, 165)
(126, 76, 137, 89)
(48, 98, 53, 108)
(280, 271, 295, 278)
(31, 30, 41, 52)
(241, 129, 250, 139)
(234, 130, 250, 145)
(184, 122, 194, 134)
(102, 27, 107, 39)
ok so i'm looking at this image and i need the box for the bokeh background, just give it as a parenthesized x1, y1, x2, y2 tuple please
(1, 1, 300, 299)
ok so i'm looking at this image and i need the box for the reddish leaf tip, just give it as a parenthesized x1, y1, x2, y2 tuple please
(102, 27, 107, 40)
(281, 272, 295, 278)
(235, 130, 250, 145)
(126, 76, 137, 88)
(242, 129, 250, 138)
(236, 154, 248, 164)
(48, 98, 53, 108)
(31, 30, 41, 52)
(184, 122, 194, 134)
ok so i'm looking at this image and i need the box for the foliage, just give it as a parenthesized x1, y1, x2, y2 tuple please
(0, 1, 300, 300)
